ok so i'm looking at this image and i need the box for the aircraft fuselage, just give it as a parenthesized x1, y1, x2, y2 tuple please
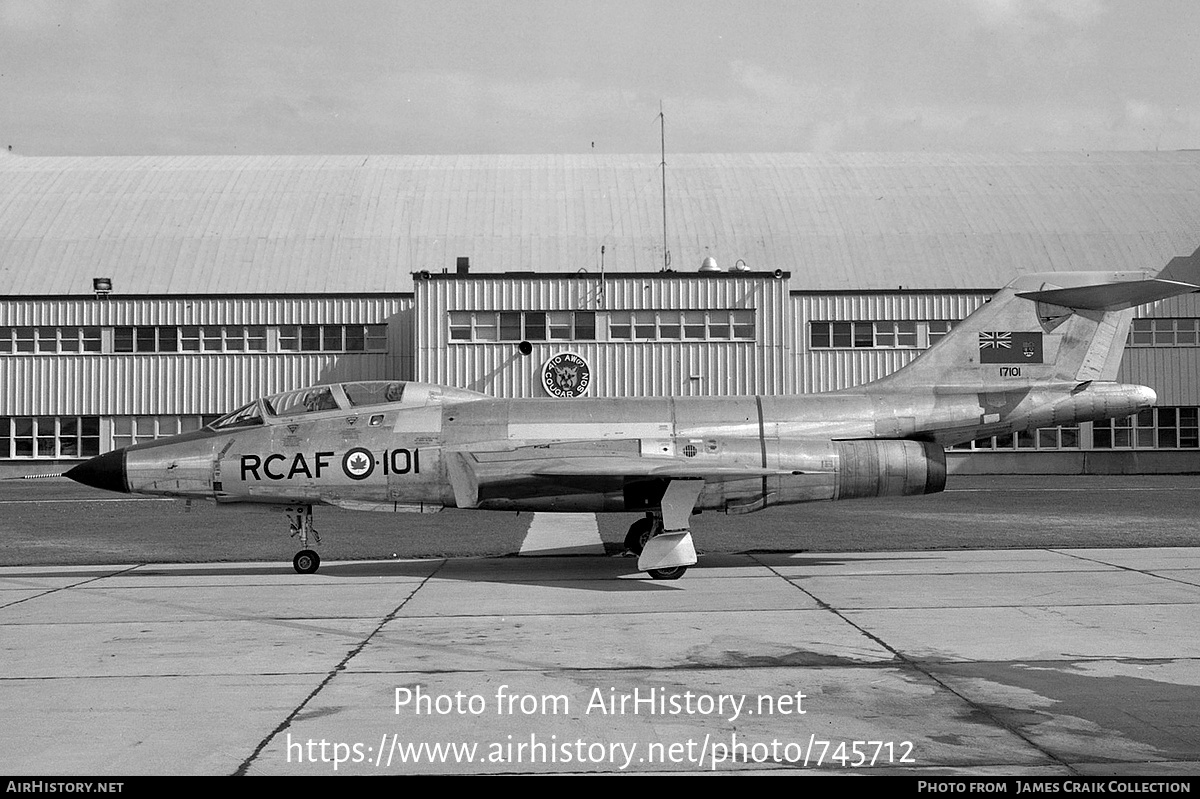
(82, 379, 1153, 517)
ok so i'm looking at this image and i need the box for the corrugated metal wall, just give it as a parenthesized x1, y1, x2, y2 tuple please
(415, 273, 791, 398)
(0, 295, 413, 416)
(793, 292, 991, 392)
(1118, 292, 1200, 406)
(0, 354, 405, 415)
(0, 295, 410, 326)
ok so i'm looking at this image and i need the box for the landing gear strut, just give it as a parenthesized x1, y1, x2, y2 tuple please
(287, 505, 321, 574)
(627, 480, 704, 580)
(624, 517, 685, 578)
(623, 515, 660, 555)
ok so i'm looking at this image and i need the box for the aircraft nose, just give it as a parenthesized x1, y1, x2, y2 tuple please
(64, 449, 129, 494)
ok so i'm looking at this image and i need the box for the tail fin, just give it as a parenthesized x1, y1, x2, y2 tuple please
(875, 248, 1200, 390)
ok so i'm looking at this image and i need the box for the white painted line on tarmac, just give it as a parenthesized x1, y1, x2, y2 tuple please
(519, 512, 605, 555)
(946, 487, 1189, 493)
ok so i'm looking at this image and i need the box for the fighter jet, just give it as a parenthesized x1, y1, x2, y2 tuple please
(65, 258, 1200, 579)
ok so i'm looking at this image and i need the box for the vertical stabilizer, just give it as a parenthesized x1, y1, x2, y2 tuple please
(874, 252, 1200, 390)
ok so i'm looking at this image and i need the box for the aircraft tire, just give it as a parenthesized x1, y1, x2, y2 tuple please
(648, 566, 687, 580)
(293, 549, 321, 574)
(624, 517, 657, 554)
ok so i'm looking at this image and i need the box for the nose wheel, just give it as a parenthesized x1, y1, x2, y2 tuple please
(287, 505, 322, 574)
(293, 549, 321, 574)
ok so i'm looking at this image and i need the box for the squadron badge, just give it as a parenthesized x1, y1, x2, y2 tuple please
(542, 352, 591, 398)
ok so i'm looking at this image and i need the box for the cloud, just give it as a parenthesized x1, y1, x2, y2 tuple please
(0, 0, 114, 32)
(963, 0, 1106, 29)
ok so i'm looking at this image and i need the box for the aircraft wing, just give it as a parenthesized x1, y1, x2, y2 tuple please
(443, 442, 810, 510)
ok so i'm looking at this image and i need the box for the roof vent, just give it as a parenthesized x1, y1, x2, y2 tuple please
(699, 256, 721, 273)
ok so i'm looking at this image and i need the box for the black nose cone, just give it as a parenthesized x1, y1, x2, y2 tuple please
(65, 449, 129, 494)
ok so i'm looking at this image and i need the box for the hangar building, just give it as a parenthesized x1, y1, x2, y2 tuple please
(2, 151, 1199, 475)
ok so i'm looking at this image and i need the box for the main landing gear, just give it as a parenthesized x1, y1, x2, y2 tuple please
(623, 479, 704, 580)
(625, 515, 689, 580)
(287, 505, 321, 574)
(623, 515, 659, 556)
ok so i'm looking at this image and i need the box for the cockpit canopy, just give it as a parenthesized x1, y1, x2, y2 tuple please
(208, 380, 487, 431)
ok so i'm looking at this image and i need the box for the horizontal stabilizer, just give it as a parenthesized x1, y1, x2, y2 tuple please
(874, 249, 1200, 388)
(1017, 277, 1200, 311)
(1157, 246, 1200, 286)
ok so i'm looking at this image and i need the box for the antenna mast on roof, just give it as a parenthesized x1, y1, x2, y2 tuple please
(658, 101, 670, 272)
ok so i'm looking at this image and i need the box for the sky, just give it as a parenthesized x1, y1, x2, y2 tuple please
(0, 0, 1198, 156)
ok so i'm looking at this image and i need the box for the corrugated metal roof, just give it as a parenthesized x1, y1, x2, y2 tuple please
(1, 151, 1199, 296)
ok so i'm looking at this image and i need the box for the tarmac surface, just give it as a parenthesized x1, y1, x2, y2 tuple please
(2, 545, 1198, 775)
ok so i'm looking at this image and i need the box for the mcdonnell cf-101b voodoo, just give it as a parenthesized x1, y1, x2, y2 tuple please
(66, 257, 1200, 579)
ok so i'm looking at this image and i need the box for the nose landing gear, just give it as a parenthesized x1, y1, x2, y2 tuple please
(287, 505, 321, 574)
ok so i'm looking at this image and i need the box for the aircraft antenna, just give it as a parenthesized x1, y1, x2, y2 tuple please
(599, 244, 606, 308)
(659, 101, 670, 271)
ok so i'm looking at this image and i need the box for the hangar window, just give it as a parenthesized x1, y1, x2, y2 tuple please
(499, 312, 522, 340)
(810, 320, 957, 350)
(731, 310, 756, 339)
(277, 324, 387, 352)
(658, 311, 681, 339)
(13, 328, 34, 353)
(473, 315, 499, 342)
(609, 312, 632, 340)
(874, 321, 919, 348)
(0, 416, 100, 459)
(1093, 407, 1199, 449)
(224, 326, 268, 352)
(114, 326, 269, 353)
(574, 312, 596, 340)
(706, 312, 730, 339)
(812, 322, 874, 348)
(112, 416, 211, 449)
(683, 311, 706, 339)
(1128, 318, 1200, 347)
(524, 312, 546, 340)
(634, 311, 657, 340)
(301, 326, 322, 350)
(449, 311, 597, 342)
(0, 327, 101, 354)
(181, 327, 202, 351)
(548, 312, 574, 340)
(449, 313, 472, 341)
(928, 321, 954, 344)
(318, 326, 341, 351)
(950, 425, 1081, 451)
(604, 310, 755, 342)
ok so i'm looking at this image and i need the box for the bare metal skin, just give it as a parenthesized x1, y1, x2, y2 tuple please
(65, 262, 1198, 578)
